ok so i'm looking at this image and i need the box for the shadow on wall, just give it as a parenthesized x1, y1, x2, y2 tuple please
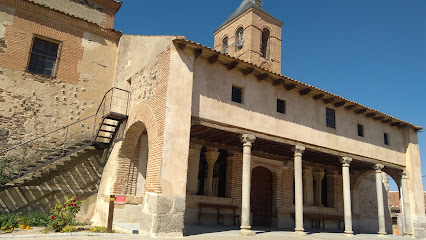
(0, 148, 106, 218)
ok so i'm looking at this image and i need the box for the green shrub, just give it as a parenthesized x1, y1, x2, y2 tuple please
(48, 196, 83, 232)
(26, 212, 49, 227)
(90, 226, 111, 233)
(60, 225, 76, 233)
(0, 213, 18, 232)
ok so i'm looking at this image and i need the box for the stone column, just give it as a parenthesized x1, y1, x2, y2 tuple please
(374, 164, 387, 235)
(303, 168, 314, 205)
(205, 148, 220, 196)
(340, 156, 353, 236)
(313, 170, 325, 207)
(186, 144, 202, 195)
(293, 145, 305, 234)
(240, 134, 256, 236)
(400, 171, 412, 235)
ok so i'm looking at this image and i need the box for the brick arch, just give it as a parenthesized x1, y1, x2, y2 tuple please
(353, 169, 401, 192)
(113, 103, 162, 195)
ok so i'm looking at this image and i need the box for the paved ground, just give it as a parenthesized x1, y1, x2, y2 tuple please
(0, 225, 413, 240)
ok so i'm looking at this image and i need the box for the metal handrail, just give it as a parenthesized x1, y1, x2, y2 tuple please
(0, 87, 131, 156)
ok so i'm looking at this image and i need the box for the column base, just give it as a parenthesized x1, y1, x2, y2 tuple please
(344, 231, 354, 238)
(240, 227, 255, 236)
(377, 232, 388, 238)
(294, 228, 306, 235)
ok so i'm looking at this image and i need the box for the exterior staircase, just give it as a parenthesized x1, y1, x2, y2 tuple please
(0, 87, 131, 187)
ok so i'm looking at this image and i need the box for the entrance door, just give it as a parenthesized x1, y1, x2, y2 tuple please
(251, 166, 272, 227)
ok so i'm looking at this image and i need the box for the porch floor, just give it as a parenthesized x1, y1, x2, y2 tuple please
(112, 223, 410, 239)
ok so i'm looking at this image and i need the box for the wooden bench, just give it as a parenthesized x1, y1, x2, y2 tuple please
(198, 203, 240, 226)
(291, 213, 344, 229)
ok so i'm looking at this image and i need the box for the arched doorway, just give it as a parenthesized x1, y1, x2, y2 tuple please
(251, 166, 273, 227)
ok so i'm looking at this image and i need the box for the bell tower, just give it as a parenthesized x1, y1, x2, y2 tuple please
(214, 0, 283, 74)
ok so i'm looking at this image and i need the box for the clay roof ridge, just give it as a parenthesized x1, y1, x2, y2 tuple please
(174, 39, 423, 131)
(25, 0, 122, 35)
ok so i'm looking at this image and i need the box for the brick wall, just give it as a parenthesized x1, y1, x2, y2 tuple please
(0, 5, 84, 84)
(112, 46, 172, 195)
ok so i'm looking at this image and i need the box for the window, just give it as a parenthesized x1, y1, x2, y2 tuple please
(326, 108, 335, 128)
(384, 133, 390, 145)
(232, 85, 243, 103)
(277, 99, 286, 114)
(222, 37, 229, 54)
(260, 28, 270, 58)
(357, 124, 364, 137)
(235, 27, 244, 51)
(28, 37, 60, 77)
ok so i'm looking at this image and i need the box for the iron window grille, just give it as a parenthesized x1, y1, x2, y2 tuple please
(28, 36, 60, 77)
(357, 124, 364, 137)
(277, 99, 286, 114)
(326, 108, 335, 128)
(231, 86, 243, 103)
(384, 133, 390, 145)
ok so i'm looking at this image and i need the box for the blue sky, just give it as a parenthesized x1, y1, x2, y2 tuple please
(114, 0, 426, 190)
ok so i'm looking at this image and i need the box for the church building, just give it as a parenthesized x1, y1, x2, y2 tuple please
(0, 0, 424, 238)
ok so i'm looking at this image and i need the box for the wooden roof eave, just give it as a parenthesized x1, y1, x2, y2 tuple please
(174, 39, 423, 132)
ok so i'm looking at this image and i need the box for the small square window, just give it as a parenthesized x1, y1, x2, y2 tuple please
(357, 124, 364, 137)
(28, 37, 60, 77)
(326, 108, 335, 128)
(277, 99, 286, 114)
(231, 86, 243, 103)
(384, 133, 390, 145)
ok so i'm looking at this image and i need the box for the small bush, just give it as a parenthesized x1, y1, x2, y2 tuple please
(48, 196, 82, 232)
(26, 212, 49, 227)
(60, 225, 76, 233)
(0, 214, 18, 232)
(90, 226, 111, 233)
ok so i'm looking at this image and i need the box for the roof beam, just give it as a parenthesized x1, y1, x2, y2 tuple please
(373, 116, 385, 121)
(208, 54, 219, 64)
(226, 61, 239, 70)
(194, 48, 203, 59)
(272, 78, 284, 86)
(256, 73, 269, 81)
(299, 88, 312, 96)
(345, 105, 356, 111)
(355, 109, 367, 114)
(365, 112, 377, 118)
(382, 119, 392, 124)
(284, 83, 297, 91)
(240, 67, 254, 76)
(313, 94, 325, 100)
(177, 42, 186, 50)
(334, 101, 346, 107)
(322, 97, 335, 104)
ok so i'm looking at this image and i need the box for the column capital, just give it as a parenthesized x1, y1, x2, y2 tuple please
(340, 156, 352, 167)
(313, 170, 326, 182)
(241, 134, 256, 147)
(205, 150, 220, 164)
(373, 164, 384, 173)
(292, 145, 305, 155)
(401, 170, 409, 180)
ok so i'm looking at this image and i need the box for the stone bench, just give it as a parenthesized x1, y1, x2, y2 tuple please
(198, 203, 240, 226)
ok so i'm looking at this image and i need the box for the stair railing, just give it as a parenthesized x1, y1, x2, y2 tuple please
(0, 87, 131, 182)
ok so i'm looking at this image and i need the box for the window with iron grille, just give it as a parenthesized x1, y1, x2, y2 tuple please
(357, 124, 364, 137)
(277, 98, 286, 114)
(326, 108, 335, 128)
(231, 85, 243, 103)
(384, 133, 390, 145)
(28, 37, 60, 77)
